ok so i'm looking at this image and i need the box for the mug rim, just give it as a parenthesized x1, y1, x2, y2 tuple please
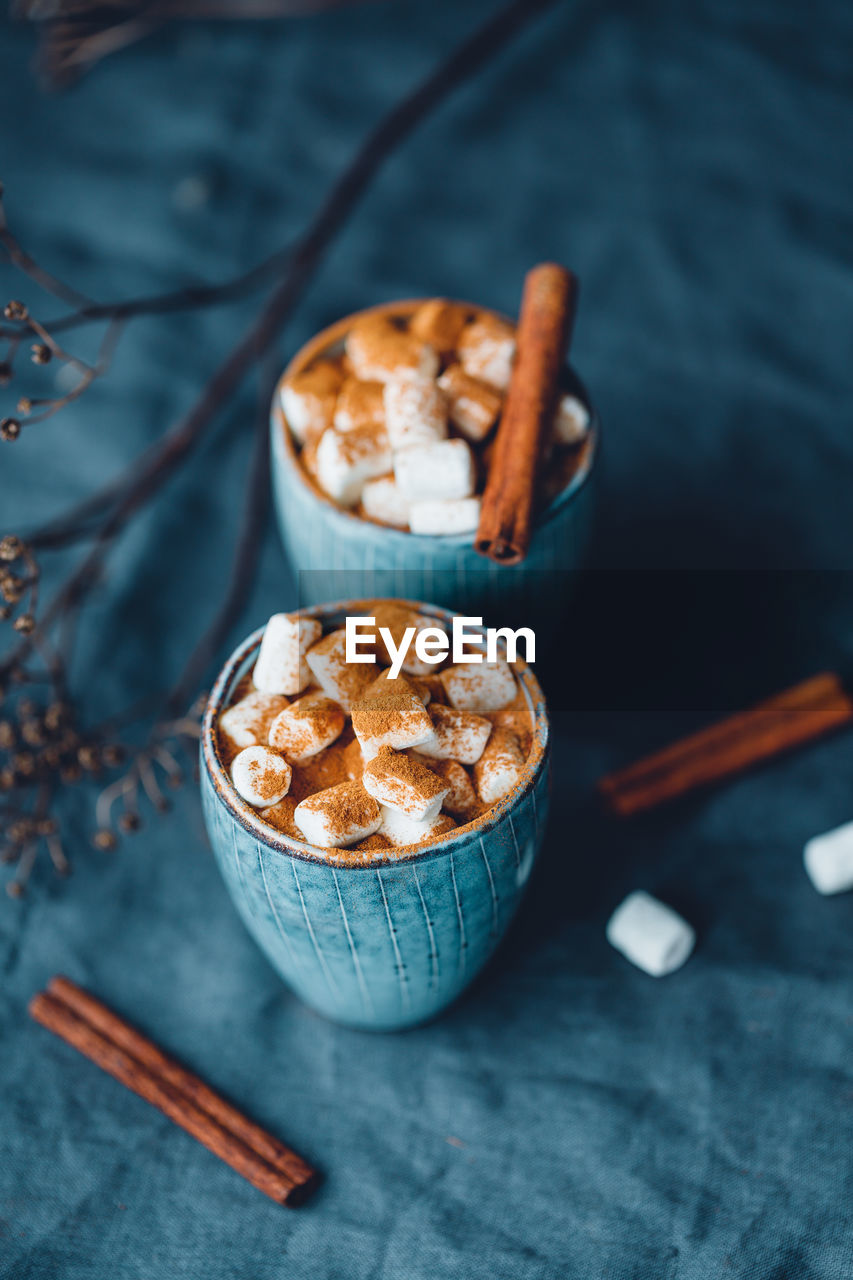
(273, 296, 599, 546)
(201, 598, 549, 870)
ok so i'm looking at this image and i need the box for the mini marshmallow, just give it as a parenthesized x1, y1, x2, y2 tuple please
(804, 820, 853, 894)
(253, 613, 322, 697)
(219, 690, 289, 752)
(363, 749, 449, 821)
(362, 668, 430, 705)
(394, 439, 475, 502)
(280, 360, 342, 443)
(268, 693, 345, 763)
(457, 316, 516, 390)
(294, 781, 381, 849)
(408, 299, 469, 357)
(429, 759, 478, 818)
(417, 704, 492, 766)
(441, 660, 517, 714)
(305, 629, 376, 713)
(379, 805, 456, 848)
(351, 691, 435, 761)
(231, 745, 292, 808)
(315, 424, 392, 507)
(437, 364, 502, 442)
(383, 375, 448, 451)
(472, 727, 524, 804)
(333, 378, 385, 432)
(552, 393, 590, 445)
(345, 315, 438, 383)
(606, 891, 695, 977)
(360, 474, 410, 529)
(409, 496, 482, 536)
(369, 602, 448, 677)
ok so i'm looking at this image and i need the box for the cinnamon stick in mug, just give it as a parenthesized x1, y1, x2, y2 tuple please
(475, 262, 579, 564)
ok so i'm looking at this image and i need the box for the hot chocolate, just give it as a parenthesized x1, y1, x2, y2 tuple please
(215, 601, 535, 863)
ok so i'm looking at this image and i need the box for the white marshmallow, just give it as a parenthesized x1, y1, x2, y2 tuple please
(429, 759, 478, 818)
(305, 629, 376, 713)
(333, 378, 385, 432)
(253, 613, 322, 697)
(315, 425, 392, 506)
(606, 891, 695, 977)
(409, 497, 481, 536)
(279, 361, 342, 443)
(472, 727, 524, 804)
(360, 475, 410, 528)
(393, 439, 475, 502)
(268, 694, 345, 763)
(379, 805, 456, 848)
(230, 745, 292, 808)
(369, 603, 448, 677)
(219, 690, 289, 751)
(804, 820, 853, 894)
(383, 375, 448, 451)
(553, 393, 590, 445)
(362, 668, 430, 705)
(346, 316, 438, 383)
(294, 781, 381, 849)
(362, 751, 449, 821)
(437, 364, 502, 442)
(417, 704, 492, 766)
(351, 691, 435, 761)
(441, 660, 517, 714)
(457, 317, 516, 391)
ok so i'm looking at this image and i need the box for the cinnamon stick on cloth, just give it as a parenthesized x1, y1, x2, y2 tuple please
(598, 671, 853, 817)
(475, 262, 579, 564)
(30, 975, 318, 1207)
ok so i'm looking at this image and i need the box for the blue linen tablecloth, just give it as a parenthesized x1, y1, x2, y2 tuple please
(2, 1, 852, 1275)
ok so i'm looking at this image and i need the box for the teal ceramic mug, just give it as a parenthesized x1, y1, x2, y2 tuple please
(270, 300, 599, 619)
(200, 600, 550, 1030)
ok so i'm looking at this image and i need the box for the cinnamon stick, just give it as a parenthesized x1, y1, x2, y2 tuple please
(475, 262, 578, 564)
(598, 671, 853, 817)
(30, 979, 318, 1206)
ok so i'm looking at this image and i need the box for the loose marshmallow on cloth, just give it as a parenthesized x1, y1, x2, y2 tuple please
(472, 727, 524, 803)
(394, 439, 475, 502)
(219, 690, 289, 751)
(383, 376, 448, 451)
(552, 393, 590, 445)
(315, 424, 392, 506)
(379, 805, 456, 848)
(362, 749, 448, 821)
(268, 694, 345, 763)
(441, 660, 517, 714)
(457, 315, 516, 390)
(606, 891, 695, 977)
(253, 613, 322, 697)
(360, 474, 410, 528)
(345, 314, 438, 383)
(280, 360, 342, 443)
(804, 819, 853, 894)
(305, 629, 376, 712)
(409, 497, 481, 536)
(230, 745, 292, 808)
(351, 691, 435, 761)
(417, 704, 492, 765)
(294, 781, 381, 848)
(437, 364, 502, 441)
